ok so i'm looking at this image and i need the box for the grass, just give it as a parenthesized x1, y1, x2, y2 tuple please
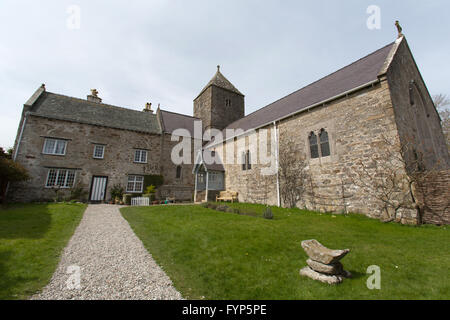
(0, 203, 86, 300)
(121, 203, 450, 300)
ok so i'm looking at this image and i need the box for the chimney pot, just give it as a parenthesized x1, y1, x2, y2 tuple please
(143, 102, 153, 113)
(87, 89, 102, 103)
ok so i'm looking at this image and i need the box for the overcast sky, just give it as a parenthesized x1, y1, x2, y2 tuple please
(1, 0, 448, 148)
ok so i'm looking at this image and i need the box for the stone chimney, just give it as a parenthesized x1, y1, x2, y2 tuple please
(87, 89, 102, 103)
(143, 102, 153, 113)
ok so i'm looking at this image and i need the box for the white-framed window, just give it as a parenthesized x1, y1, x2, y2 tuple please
(134, 149, 147, 163)
(127, 175, 144, 193)
(43, 138, 67, 155)
(93, 145, 105, 159)
(45, 169, 76, 188)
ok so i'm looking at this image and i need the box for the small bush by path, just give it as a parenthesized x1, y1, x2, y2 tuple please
(0, 203, 86, 299)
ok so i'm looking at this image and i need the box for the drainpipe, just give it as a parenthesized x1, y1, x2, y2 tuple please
(194, 169, 198, 203)
(205, 170, 209, 203)
(273, 121, 281, 207)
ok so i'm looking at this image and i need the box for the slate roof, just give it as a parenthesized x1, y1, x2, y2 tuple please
(28, 91, 161, 134)
(193, 151, 225, 172)
(204, 162, 225, 172)
(159, 109, 200, 137)
(195, 66, 244, 100)
(217, 41, 396, 137)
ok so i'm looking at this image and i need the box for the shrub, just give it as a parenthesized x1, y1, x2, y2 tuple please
(263, 207, 274, 220)
(110, 184, 124, 201)
(201, 202, 209, 208)
(70, 182, 88, 202)
(143, 175, 164, 190)
(143, 185, 156, 202)
(123, 194, 132, 205)
(216, 205, 229, 212)
(208, 203, 218, 210)
(0, 147, 29, 203)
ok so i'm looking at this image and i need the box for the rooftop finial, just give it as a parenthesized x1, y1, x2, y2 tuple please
(395, 20, 403, 38)
(90, 89, 99, 97)
(217, 65, 220, 72)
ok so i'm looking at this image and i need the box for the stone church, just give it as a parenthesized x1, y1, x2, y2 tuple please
(8, 31, 450, 225)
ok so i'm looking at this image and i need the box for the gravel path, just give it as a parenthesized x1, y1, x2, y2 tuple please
(31, 204, 182, 300)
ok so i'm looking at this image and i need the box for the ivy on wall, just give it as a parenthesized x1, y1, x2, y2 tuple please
(143, 175, 164, 189)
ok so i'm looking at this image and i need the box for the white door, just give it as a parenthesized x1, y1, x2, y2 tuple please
(90, 177, 107, 201)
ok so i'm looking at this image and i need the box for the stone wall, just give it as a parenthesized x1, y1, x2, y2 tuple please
(9, 115, 162, 202)
(194, 85, 244, 131)
(210, 86, 245, 131)
(386, 38, 450, 171)
(278, 80, 407, 220)
(193, 86, 212, 131)
(159, 133, 197, 200)
(218, 129, 278, 206)
(217, 80, 420, 223)
(415, 170, 450, 225)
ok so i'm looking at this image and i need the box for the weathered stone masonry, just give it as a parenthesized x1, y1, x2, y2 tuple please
(207, 37, 449, 225)
(9, 116, 162, 202)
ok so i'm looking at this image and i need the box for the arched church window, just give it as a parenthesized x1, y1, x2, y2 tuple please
(309, 132, 319, 159)
(319, 129, 331, 157)
(247, 150, 252, 170)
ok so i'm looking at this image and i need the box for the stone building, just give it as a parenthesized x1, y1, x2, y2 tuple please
(8, 31, 450, 224)
(196, 35, 450, 225)
(8, 87, 199, 203)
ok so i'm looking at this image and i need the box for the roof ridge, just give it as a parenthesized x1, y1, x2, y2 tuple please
(160, 109, 200, 119)
(44, 91, 153, 116)
(228, 41, 395, 125)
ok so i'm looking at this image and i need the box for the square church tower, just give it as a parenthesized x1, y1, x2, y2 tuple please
(194, 66, 245, 131)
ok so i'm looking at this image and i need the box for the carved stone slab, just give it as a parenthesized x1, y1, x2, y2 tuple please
(299, 267, 343, 285)
(301, 239, 350, 265)
(306, 259, 343, 275)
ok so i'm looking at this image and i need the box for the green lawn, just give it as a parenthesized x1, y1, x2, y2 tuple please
(0, 203, 86, 300)
(121, 203, 450, 300)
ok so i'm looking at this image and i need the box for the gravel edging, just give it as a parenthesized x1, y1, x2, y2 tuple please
(31, 204, 183, 300)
